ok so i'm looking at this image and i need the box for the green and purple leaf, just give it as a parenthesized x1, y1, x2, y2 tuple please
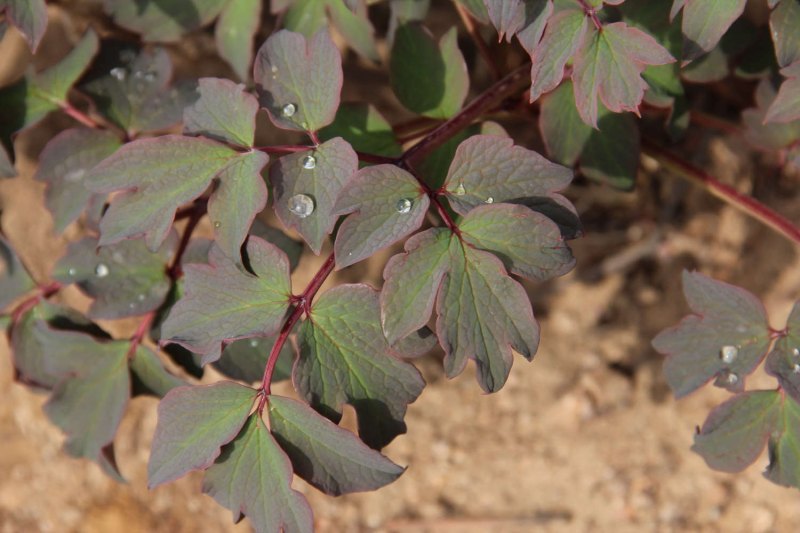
(202, 413, 314, 533)
(85, 135, 268, 258)
(652, 271, 772, 397)
(0, 236, 35, 311)
(52, 233, 176, 319)
(267, 395, 405, 495)
(484, 0, 552, 55)
(42, 334, 131, 478)
(148, 381, 256, 488)
(742, 78, 800, 151)
(215, 0, 262, 81)
(764, 394, 800, 488)
(443, 134, 574, 214)
(160, 238, 291, 364)
(270, 137, 358, 254)
(572, 22, 674, 127)
(81, 46, 198, 137)
(459, 204, 575, 281)
(253, 29, 343, 132)
(184, 77, 259, 147)
(692, 390, 781, 472)
(213, 335, 294, 384)
(390, 23, 469, 119)
(103, 0, 227, 42)
(295, 284, 425, 449)
(34, 128, 121, 233)
(528, 8, 587, 104)
(770, 0, 800, 68)
(333, 165, 429, 269)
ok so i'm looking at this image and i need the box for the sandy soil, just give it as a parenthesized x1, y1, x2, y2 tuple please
(2, 4, 800, 533)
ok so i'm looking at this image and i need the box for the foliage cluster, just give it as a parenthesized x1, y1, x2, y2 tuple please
(1, 1, 800, 531)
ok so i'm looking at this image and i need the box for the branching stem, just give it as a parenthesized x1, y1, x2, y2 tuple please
(577, 0, 603, 31)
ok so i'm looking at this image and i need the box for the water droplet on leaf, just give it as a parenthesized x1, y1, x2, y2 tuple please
(214, 221, 222, 228)
(64, 169, 85, 182)
(249, 339, 259, 348)
(271, 65, 278, 73)
(793, 347, 800, 357)
(396, 198, 413, 214)
(95, 263, 109, 278)
(485, 197, 494, 204)
(793, 363, 800, 374)
(719, 345, 738, 364)
(110, 67, 126, 81)
(67, 267, 77, 277)
(288, 194, 314, 218)
(137, 293, 146, 301)
(454, 183, 466, 196)
(282, 103, 297, 117)
(302, 155, 316, 170)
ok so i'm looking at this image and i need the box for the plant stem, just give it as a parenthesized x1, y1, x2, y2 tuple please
(8, 281, 62, 328)
(455, 2, 501, 81)
(257, 252, 335, 409)
(60, 101, 104, 129)
(127, 311, 156, 359)
(643, 140, 800, 247)
(577, 0, 603, 30)
(401, 62, 531, 165)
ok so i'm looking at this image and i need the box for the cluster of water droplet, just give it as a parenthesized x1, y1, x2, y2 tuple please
(717, 345, 740, 388)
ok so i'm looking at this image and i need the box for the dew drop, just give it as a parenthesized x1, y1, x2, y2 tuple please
(95, 263, 109, 278)
(64, 169, 85, 182)
(67, 267, 77, 277)
(793, 347, 800, 358)
(282, 103, 297, 117)
(288, 194, 314, 218)
(213, 221, 222, 228)
(137, 293, 146, 301)
(485, 196, 494, 204)
(110, 67, 126, 81)
(302, 155, 316, 170)
(128, 302, 136, 309)
(396, 198, 413, 214)
(726, 372, 739, 385)
(793, 363, 800, 374)
(454, 183, 466, 196)
(719, 345, 738, 364)
(271, 65, 278, 73)
(249, 339, 259, 348)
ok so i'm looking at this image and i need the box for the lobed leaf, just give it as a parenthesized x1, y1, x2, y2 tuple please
(103, 0, 227, 42)
(213, 335, 294, 384)
(184, 77, 259, 147)
(443, 134, 573, 215)
(692, 391, 781, 472)
(764, 394, 800, 487)
(459, 203, 575, 281)
(52, 233, 176, 319)
(333, 165, 429, 269)
(742, 78, 800, 151)
(81, 46, 198, 137)
(215, 0, 262, 81)
(0, 236, 35, 311)
(85, 135, 268, 258)
(160, 238, 291, 364)
(382, 227, 542, 392)
(295, 284, 425, 449)
(652, 271, 772, 397)
(674, 0, 747, 62)
(528, 8, 587, 104)
(572, 21, 674, 127)
(254, 29, 343, 132)
(42, 333, 131, 477)
(319, 103, 402, 157)
(390, 23, 469, 119)
(202, 413, 314, 533)
(148, 381, 256, 488)
(34, 128, 122, 234)
(268, 395, 405, 495)
(11, 303, 111, 389)
(270, 137, 358, 254)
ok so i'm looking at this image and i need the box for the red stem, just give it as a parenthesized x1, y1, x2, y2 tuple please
(643, 140, 800, 247)
(61, 102, 104, 130)
(577, 0, 603, 30)
(8, 281, 62, 333)
(127, 311, 156, 359)
(257, 252, 336, 408)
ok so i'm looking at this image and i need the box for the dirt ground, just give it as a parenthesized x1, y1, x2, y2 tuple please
(2, 4, 800, 533)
